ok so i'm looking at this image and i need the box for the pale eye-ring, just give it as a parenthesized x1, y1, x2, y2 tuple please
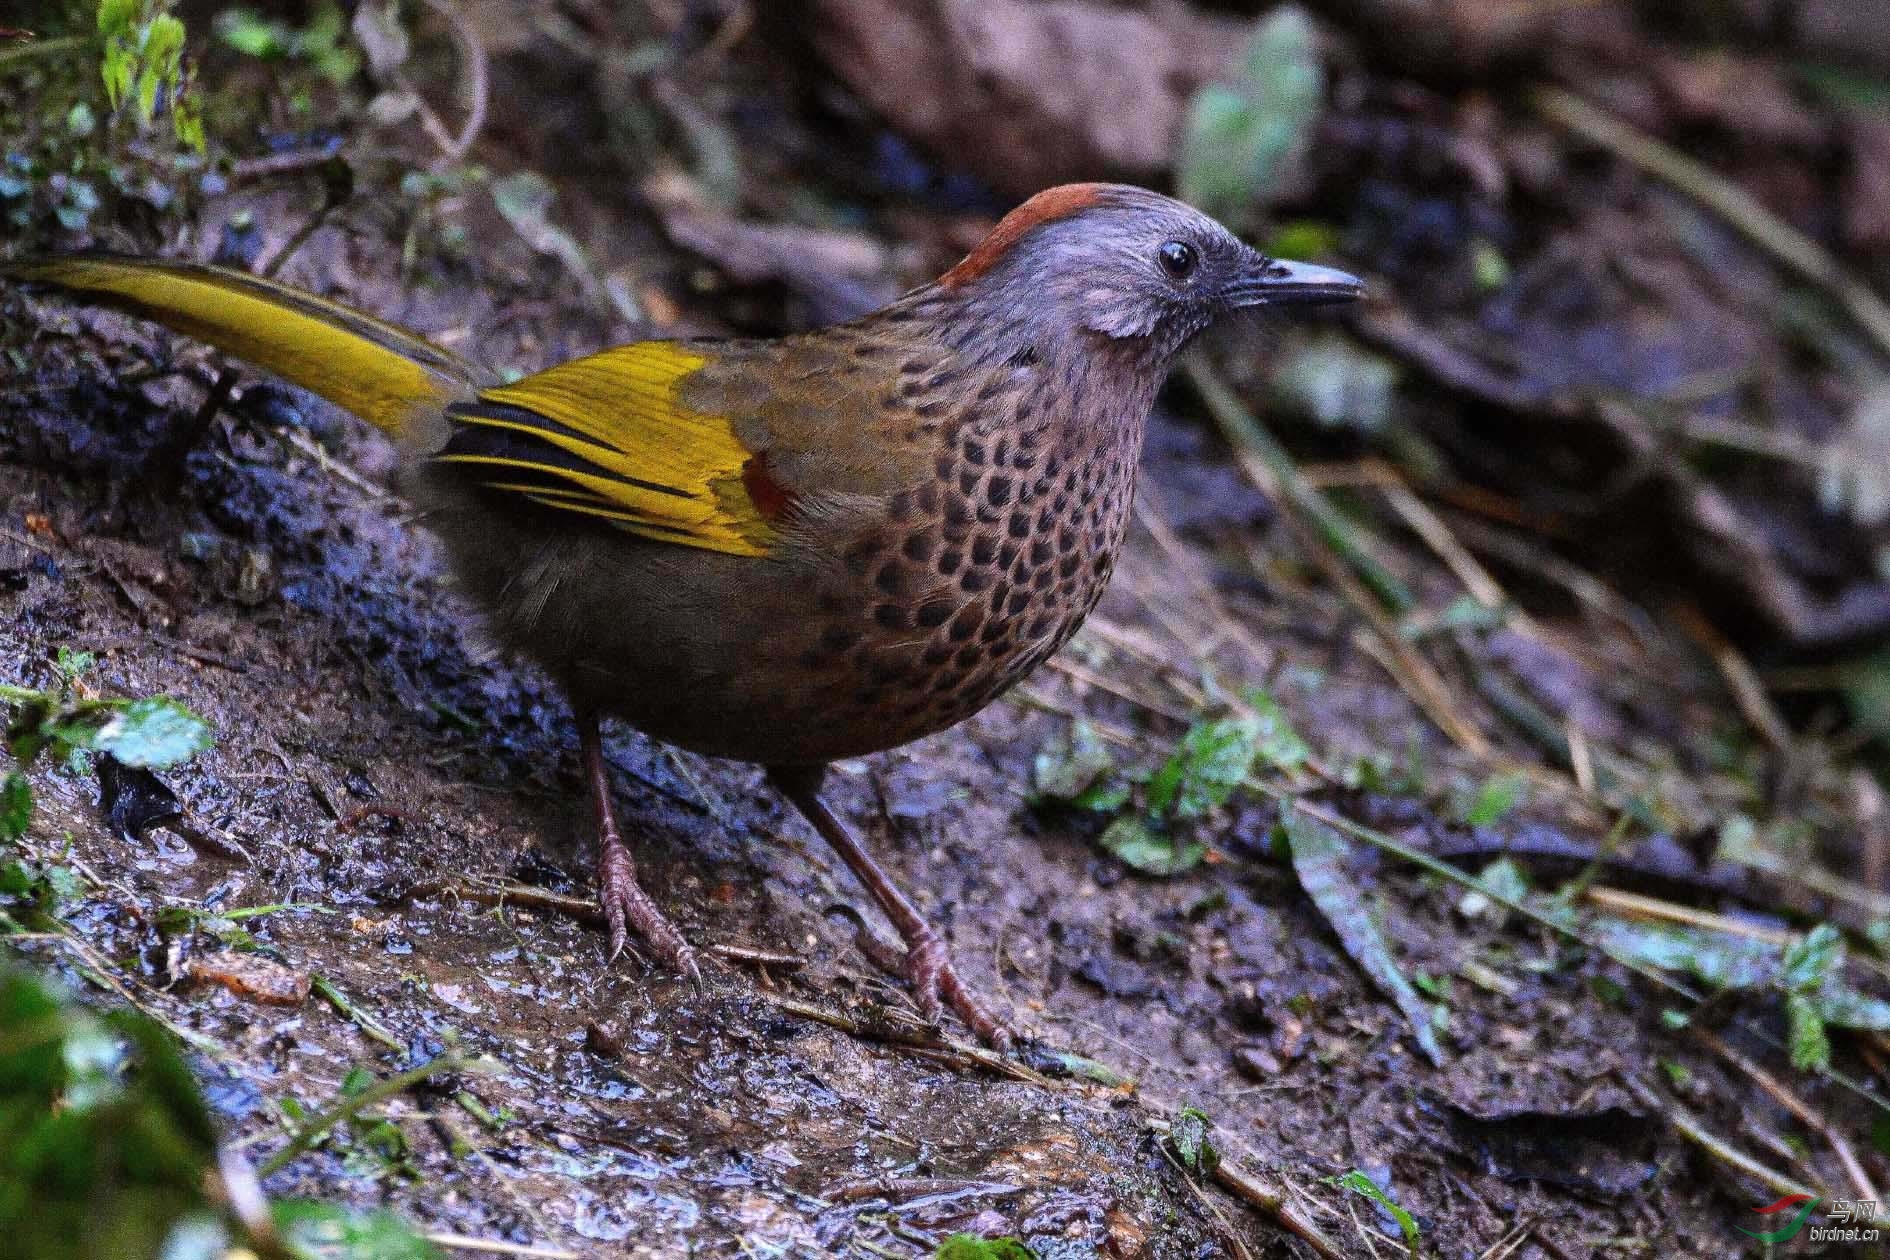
(1157, 240, 1199, 281)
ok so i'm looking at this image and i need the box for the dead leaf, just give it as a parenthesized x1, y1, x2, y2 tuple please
(809, 0, 1246, 195)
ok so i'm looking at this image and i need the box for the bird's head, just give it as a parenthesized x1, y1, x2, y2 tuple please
(935, 183, 1362, 368)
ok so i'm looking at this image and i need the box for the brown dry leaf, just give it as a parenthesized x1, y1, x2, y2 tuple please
(185, 951, 313, 1006)
(809, 0, 1245, 195)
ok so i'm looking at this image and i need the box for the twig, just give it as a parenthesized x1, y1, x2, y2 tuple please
(1534, 85, 1890, 361)
(1618, 1073, 1890, 1230)
(1667, 602, 1793, 752)
(410, 0, 489, 163)
(1584, 886, 1793, 945)
(752, 992, 1050, 1084)
(0, 32, 86, 69)
(422, 1235, 578, 1260)
(1691, 1025, 1882, 1207)
(1185, 357, 1415, 612)
(310, 974, 405, 1053)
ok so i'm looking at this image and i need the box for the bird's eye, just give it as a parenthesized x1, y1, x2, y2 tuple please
(1157, 240, 1199, 281)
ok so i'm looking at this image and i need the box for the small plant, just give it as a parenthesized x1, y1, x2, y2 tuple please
(1, 646, 212, 847)
(0, 966, 441, 1259)
(96, 0, 204, 150)
(1035, 692, 1308, 875)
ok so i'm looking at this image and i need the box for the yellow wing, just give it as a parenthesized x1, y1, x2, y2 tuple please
(435, 342, 782, 557)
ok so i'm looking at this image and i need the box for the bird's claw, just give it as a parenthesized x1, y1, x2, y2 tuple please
(597, 838, 700, 985)
(904, 932, 1012, 1051)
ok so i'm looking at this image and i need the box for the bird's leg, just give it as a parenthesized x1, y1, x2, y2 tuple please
(769, 766, 1012, 1050)
(579, 711, 699, 982)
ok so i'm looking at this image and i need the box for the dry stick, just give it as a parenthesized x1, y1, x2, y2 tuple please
(1585, 885, 1793, 945)
(420, 1235, 579, 1260)
(750, 992, 1048, 1084)
(1691, 1024, 1884, 1207)
(1667, 601, 1793, 752)
(425, 879, 807, 969)
(1534, 85, 1890, 361)
(1619, 1073, 1890, 1231)
(413, 0, 490, 164)
(1144, 1117, 1346, 1260)
(1186, 360, 1490, 757)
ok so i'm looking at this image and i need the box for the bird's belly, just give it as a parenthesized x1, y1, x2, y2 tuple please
(439, 513, 1113, 766)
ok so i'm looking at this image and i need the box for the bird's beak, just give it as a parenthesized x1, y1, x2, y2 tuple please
(1225, 256, 1365, 309)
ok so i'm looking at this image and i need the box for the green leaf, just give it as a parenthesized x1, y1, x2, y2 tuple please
(1782, 923, 1842, 993)
(1330, 1169, 1422, 1255)
(933, 1235, 1036, 1260)
(1097, 815, 1205, 877)
(93, 697, 212, 768)
(1176, 5, 1323, 224)
(1269, 331, 1401, 432)
(1787, 991, 1831, 1072)
(1457, 771, 1530, 828)
(1169, 1105, 1221, 1177)
(0, 773, 29, 842)
(273, 1202, 441, 1260)
(1283, 809, 1443, 1065)
(1148, 715, 1261, 821)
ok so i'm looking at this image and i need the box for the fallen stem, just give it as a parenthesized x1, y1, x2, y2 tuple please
(259, 1051, 482, 1178)
(1535, 85, 1890, 361)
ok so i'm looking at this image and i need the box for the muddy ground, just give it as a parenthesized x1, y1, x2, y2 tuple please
(9, 2, 1890, 1258)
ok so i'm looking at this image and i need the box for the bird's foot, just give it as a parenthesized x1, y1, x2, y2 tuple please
(596, 829, 700, 983)
(902, 928, 1013, 1052)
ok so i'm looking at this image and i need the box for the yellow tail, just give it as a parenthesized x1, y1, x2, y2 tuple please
(4, 255, 481, 436)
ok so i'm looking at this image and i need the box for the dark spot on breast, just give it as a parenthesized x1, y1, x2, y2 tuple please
(875, 561, 906, 595)
(933, 670, 965, 693)
(939, 547, 963, 575)
(987, 475, 1013, 506)
(935, 455, 955, 479)
(916, 598, 955, 627)
(1059, 553, 1082, 579)
(820, 625, 862, 652)
(923, 641, 954, 666)
(959, 471, 980, 496)
(971, 536, 997, 566)
(955, 644, 982, 669)
(949, 607, 982, 642)
(960, 567, 991, 593)
(1031, 538, 1054, 566)
(874, 604, 908, 630)
(1007, 344, 1039, 368)
(903, 532, 935, 563)
(1006, 588, 1031, 615)
(998, 541, 1019, 569)
(962, 438, 986, 466)
(842, 538, 882, 575)
(1007, 512, 1031, 540)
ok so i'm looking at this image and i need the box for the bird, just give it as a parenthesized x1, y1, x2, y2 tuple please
(5, 183, 1362, 1047)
